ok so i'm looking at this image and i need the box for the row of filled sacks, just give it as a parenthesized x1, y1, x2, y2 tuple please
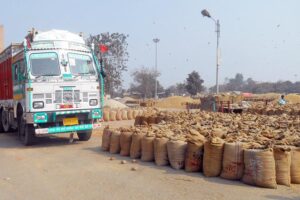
(102, 109, 143, 121)
(101, 128, 300, 189)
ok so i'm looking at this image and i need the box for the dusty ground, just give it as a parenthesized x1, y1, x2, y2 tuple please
(0, 120, 299, 200)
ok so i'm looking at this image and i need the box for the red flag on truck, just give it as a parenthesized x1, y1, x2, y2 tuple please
(99, 44, 108, 53)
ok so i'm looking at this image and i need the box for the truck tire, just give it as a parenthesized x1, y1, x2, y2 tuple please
(0, 109, 3, 133)
(18, 113, 35, 146)
(77, 130, 92, 141)
(0, 109, 10, 133)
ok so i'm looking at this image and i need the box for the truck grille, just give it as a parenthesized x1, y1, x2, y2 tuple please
(55, 90, 81, 103)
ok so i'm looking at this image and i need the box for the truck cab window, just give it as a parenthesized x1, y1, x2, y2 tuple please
(68, 53, 96, 75)
(30, 52, 60, 76)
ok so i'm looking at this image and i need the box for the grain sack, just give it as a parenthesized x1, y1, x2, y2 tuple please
(141, 134, 155, 162)
(167, 139, 187, 170)
(154, 137, 169, 166)
(133, 110, 139, 118)
(101, 127, 111, 151)
(103, 110, 110, 122)
(134, 116, 142, 126)
(121, 110, 128, 120)
(185, 141, 204, 172)
(291, 147, 300, 184)
(127, 110, 133, 120)
(220, 142, 245, 180)
(203, 137, 224, 177)
(120, 131, 133, 156)
(109, 131, 121, 154)
(242, 149, 277, 188)
(273, 146, 291, 186)
(109, 110, 117, 121)
(116, 110, 122, 121)
(130, 132, 145, 158)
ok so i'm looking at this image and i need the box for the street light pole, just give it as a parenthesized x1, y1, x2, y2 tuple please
(153, 38, 160, 99)
(201, 9, 221, 94)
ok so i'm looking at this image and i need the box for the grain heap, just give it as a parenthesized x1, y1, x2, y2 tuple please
(102, 110, 300, 188)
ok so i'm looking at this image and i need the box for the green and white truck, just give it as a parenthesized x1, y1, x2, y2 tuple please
(0, 29, 105, 145)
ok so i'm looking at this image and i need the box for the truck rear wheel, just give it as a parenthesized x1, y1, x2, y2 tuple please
(77, 130, 92, 141)
(0, 109, 10, 133)
(18, 114, 35, 146)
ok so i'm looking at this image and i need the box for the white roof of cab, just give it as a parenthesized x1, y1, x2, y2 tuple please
(33, 30, 85, 44)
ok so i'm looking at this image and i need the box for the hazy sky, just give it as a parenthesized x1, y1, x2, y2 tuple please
(1, 0, 300, 88)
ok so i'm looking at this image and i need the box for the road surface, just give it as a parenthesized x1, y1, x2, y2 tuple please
(0, 121, 299, 200)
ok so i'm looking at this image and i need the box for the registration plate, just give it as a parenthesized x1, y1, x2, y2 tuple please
(63, 117, 79, 126)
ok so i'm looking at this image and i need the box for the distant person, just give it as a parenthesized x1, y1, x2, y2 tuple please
(278, 95, 287, 105)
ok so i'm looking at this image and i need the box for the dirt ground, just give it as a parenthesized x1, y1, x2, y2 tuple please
(0, 120, 299, 200)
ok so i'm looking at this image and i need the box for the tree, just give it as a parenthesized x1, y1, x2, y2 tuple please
(86, 33, 129, 96)
(130, 67, 164, 98)
(185, 71, 204, 95)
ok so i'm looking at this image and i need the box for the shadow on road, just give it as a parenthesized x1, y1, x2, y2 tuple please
(83, 145, 253, 189)
(0, 132, 81, 149)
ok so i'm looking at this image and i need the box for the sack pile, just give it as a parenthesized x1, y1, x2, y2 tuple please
(101, 110, 300, 188)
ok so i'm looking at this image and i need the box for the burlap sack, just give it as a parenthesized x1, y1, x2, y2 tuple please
(126, 110, 133, 120)
(101, 127, 111, 151)
(109, 110, 117, 121)
(167, 139, 187, 170)
(154, 137, 169, 166)
(291, 147, 300, 184)
(121, 110, 128, 120)
(273, 146, 291, 186)
(185, 141, 204, 172)
(133, 110, 139, 118)
(116, 110, 122, 121)
(120, 131, 133, 156)
(103, 110, 110, 122)
(109, 131, 121, 154)
(203, 137, 225, 177)
(220, 142, 245, 180)
(141, 134, 155, 162)
(130, 132, 145, 159)
(242, 149, 277, 189)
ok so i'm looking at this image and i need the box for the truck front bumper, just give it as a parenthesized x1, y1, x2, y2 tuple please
(35, 123, 101, 135)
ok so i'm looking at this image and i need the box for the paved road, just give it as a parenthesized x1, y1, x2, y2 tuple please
(0, 123, 299, 200)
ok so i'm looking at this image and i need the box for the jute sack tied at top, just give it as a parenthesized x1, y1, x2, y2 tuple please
(220, 142, 245, 180)
(141, 134, 155, 162)
(127, 110, 134, 120)
(203, 137, 225, 177)
(132, 110, 139, 119)
(109, 110, 117, 121)
(242, 148, 277, 189)
(167, 139, 187, 170)
(185, 141, 204, 172)
(291, 147, 300, 184)
(116, 110, 122, 121)
(120, 131, 133, 156)
(101, 127, 112, 151)
(109, 130, 121, 154)
(121, 110, 128, 120)
(130, 132, 145, 159)
(273, 146, 291, 186)
(154, 137, 169, 166)
(103, 110, 110, 122)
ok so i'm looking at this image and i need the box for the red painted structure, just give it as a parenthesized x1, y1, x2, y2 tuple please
(0, 52, 13, 100)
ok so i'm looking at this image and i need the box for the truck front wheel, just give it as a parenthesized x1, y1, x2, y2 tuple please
(0, 109, 10, 133)
(77, 130, 92, 141)
(18, 114, 35, 146)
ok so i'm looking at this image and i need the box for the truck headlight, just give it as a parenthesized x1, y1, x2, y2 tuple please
(89, 99, 98, 106)
(33, 101, 44, 109)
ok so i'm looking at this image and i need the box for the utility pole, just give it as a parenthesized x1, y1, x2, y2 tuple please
(153, 38, 160, 99)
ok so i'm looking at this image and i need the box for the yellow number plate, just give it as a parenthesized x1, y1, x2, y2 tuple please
(63, 117, 79, 126)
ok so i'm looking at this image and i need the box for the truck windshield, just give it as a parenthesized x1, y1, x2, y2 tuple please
(68, 53, 96, 75)
(30, 53, 60, 76)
